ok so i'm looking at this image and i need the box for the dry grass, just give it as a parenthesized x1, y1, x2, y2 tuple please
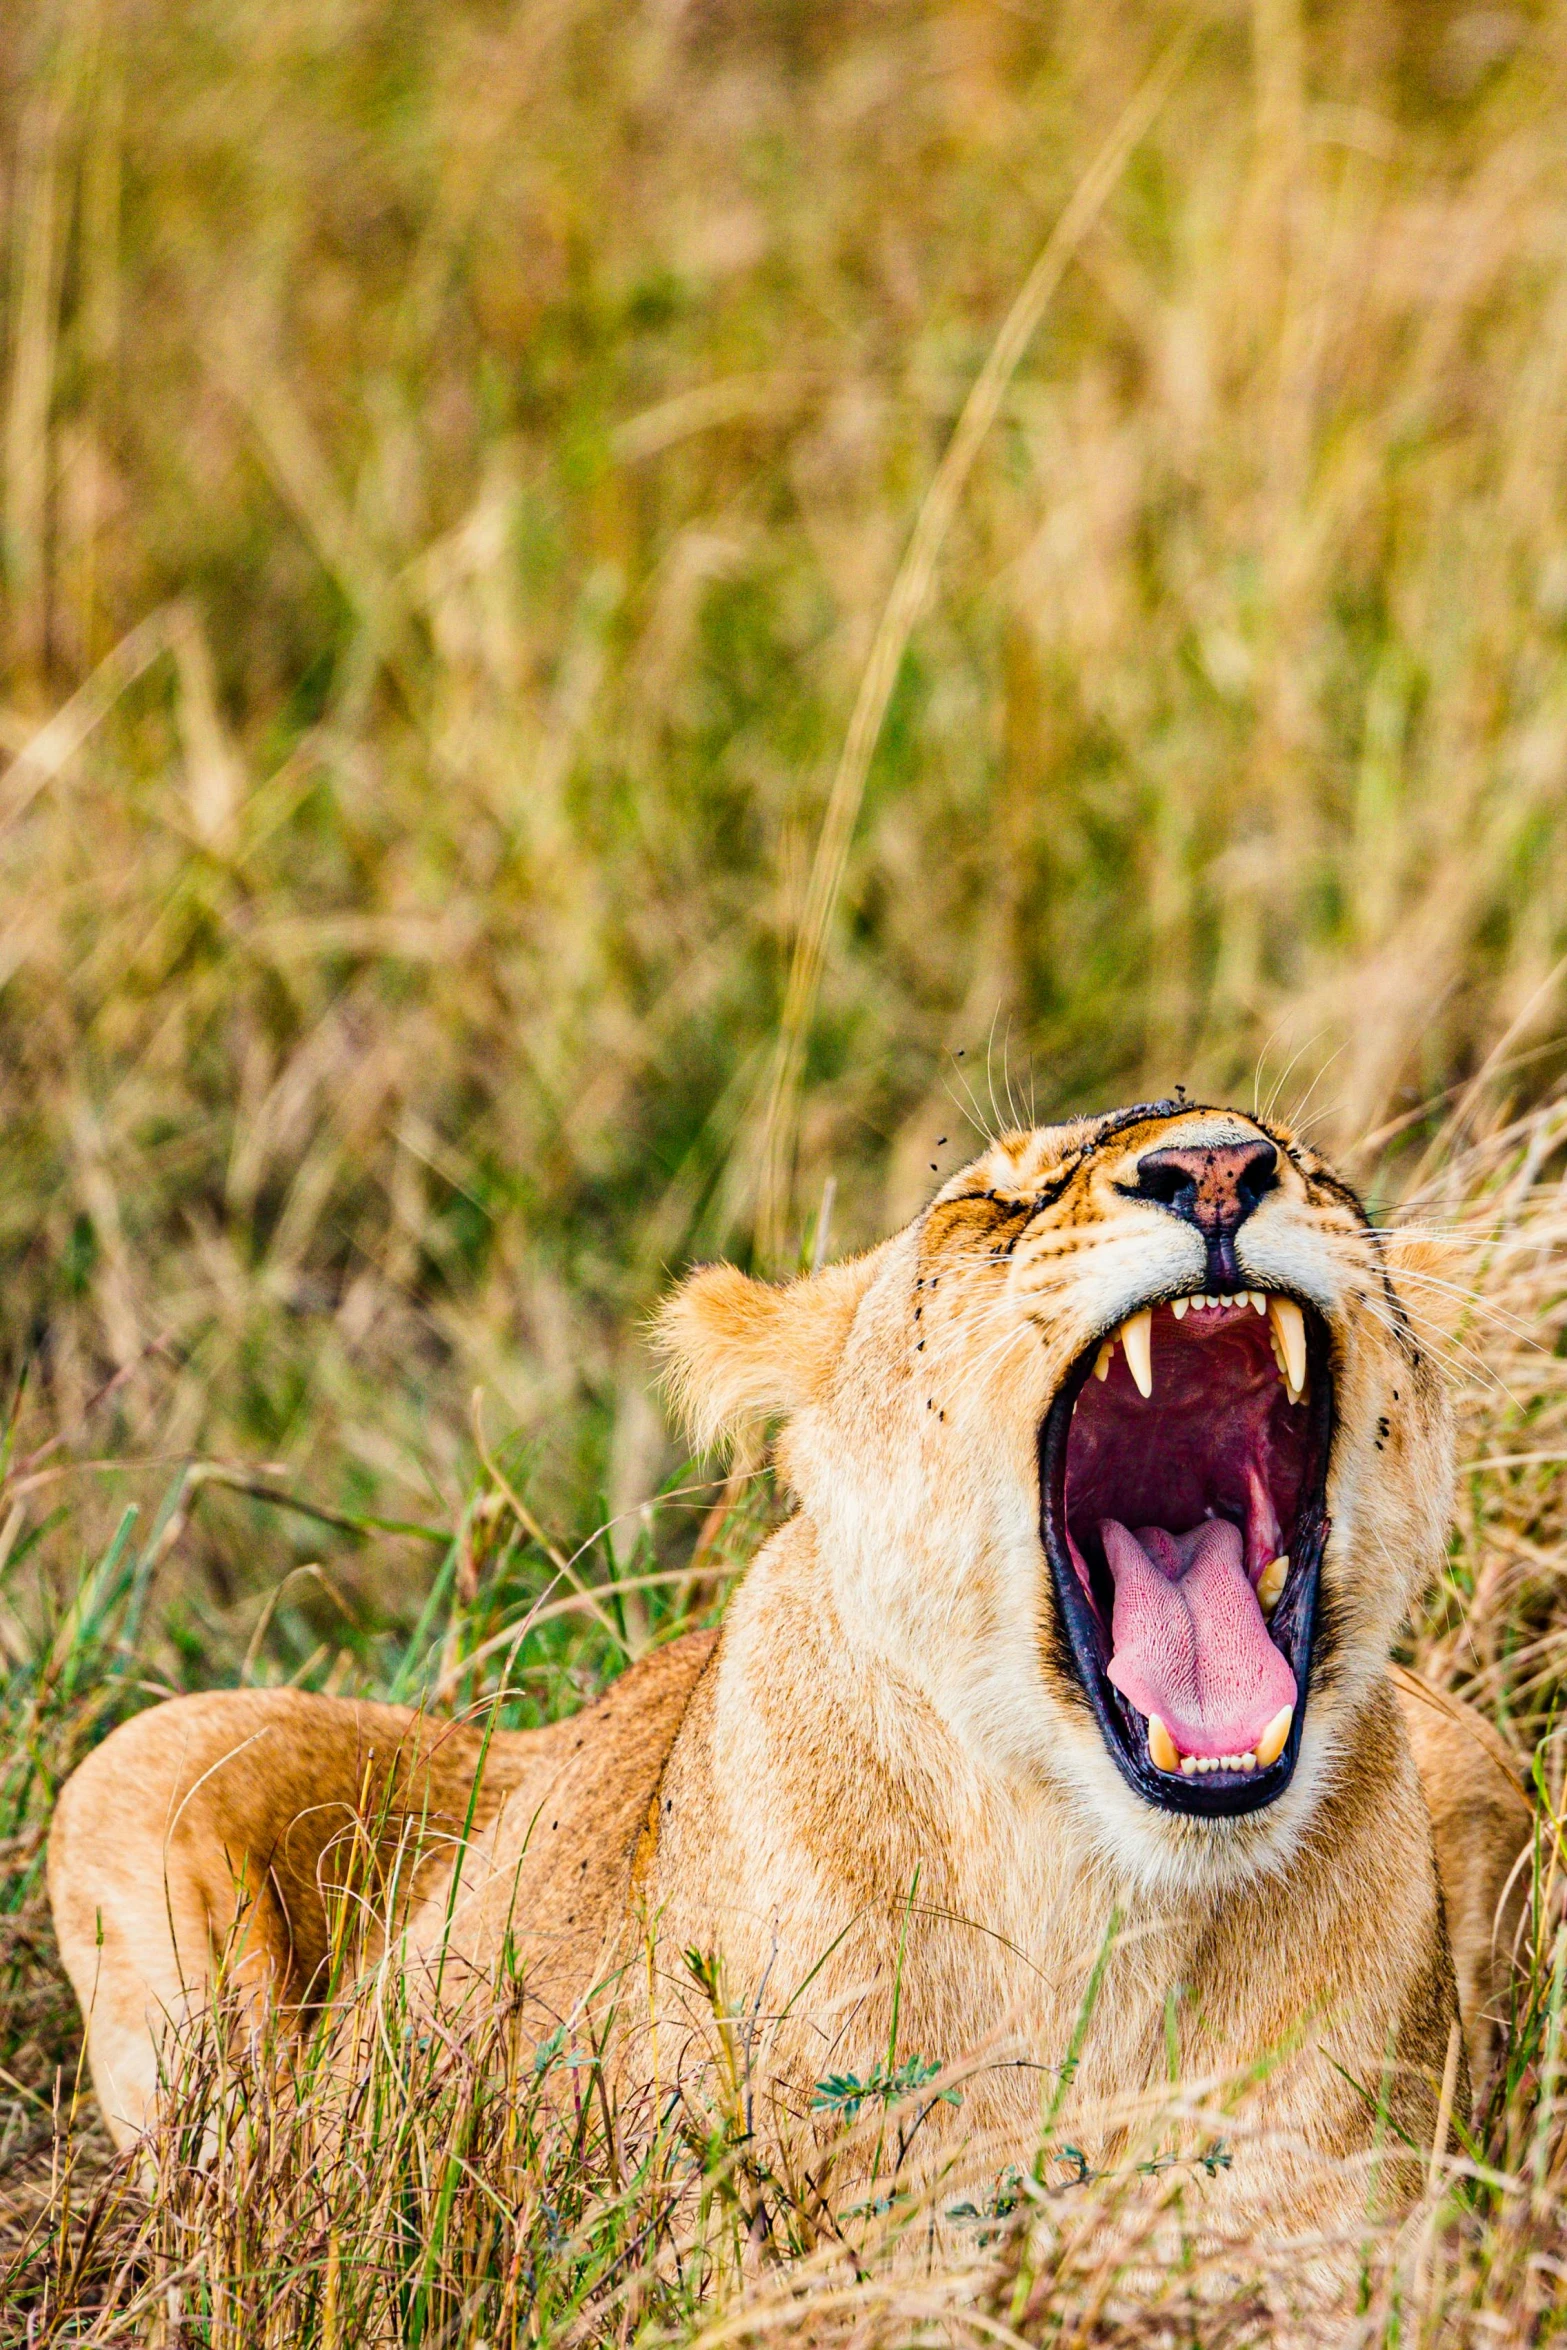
(6, 0, 1567, 2339)
(2, 1098, 1567, 2344)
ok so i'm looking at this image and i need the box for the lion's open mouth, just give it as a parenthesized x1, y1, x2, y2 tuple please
(1039, 1291, 1332, 1817)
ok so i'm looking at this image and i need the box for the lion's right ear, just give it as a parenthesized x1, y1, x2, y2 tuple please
(652, 1249, 882, 1449)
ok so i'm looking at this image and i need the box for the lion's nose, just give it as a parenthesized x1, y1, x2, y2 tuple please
(1132, 1140, 1279, 1286)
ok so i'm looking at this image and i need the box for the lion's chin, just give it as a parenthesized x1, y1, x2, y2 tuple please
(1039, 1289, 1333, 1819)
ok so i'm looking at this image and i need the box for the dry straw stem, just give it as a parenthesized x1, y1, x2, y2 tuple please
(754, 16, 1200, 1264)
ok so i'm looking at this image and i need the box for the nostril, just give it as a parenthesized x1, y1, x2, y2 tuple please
(1137, 1163, 1197, 1211)
(1235, 1146, 1279, 1213)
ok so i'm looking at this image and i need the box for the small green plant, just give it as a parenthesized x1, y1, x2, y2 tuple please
(811, 2054, 961, 2128)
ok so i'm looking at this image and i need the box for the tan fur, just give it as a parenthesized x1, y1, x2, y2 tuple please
(1389, 1663, 1532, 2097)
(50, 1104, 1533, 2256)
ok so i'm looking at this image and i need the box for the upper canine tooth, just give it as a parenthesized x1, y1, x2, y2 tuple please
(1120, 1309, 1153, 1398)
(1268, 1297, 1307, 1395)
(1254, 1704, 1293, 1768)
(1171, 1296, 1189, 1320)
(1256, 1554, 1288, 1614)
(1147, 1714, 1179, 1773)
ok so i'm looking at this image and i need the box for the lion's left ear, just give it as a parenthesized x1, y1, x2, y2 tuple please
(652, 1248, 883, 1449)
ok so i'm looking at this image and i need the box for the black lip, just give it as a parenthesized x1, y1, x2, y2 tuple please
(1037, 1297, 1333, 1819)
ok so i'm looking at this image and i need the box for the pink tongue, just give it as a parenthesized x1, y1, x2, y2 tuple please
(1101, 1518, 1296, 1760)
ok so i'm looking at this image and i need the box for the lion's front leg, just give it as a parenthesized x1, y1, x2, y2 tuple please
(47, 1688, 497, 2149)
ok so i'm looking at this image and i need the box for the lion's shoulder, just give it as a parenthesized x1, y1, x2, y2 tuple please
(413, 1626, 720, 2003)
(1390, 1663, 1532, 2090)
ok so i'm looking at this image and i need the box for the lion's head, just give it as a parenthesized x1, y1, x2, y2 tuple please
(659, 1102, 1456, 1892)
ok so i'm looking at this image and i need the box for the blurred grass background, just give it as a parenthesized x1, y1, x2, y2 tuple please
(3, 0, 1567, 1665)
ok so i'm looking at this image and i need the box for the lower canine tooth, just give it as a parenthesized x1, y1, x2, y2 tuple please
(1148, 1714, 1179, 1773)
(1256, 1554, 1288, 1614)
(1254, 1704, 1293, 1769)
(1121, 1308, 1153, 1398)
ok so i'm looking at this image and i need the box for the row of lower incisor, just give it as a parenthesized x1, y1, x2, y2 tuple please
(1146, 1703, 1294, 1778)
(1093, 1294, 1307, 1404)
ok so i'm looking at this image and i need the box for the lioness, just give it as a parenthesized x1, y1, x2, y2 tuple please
(51, 1102, 1531, 2243)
